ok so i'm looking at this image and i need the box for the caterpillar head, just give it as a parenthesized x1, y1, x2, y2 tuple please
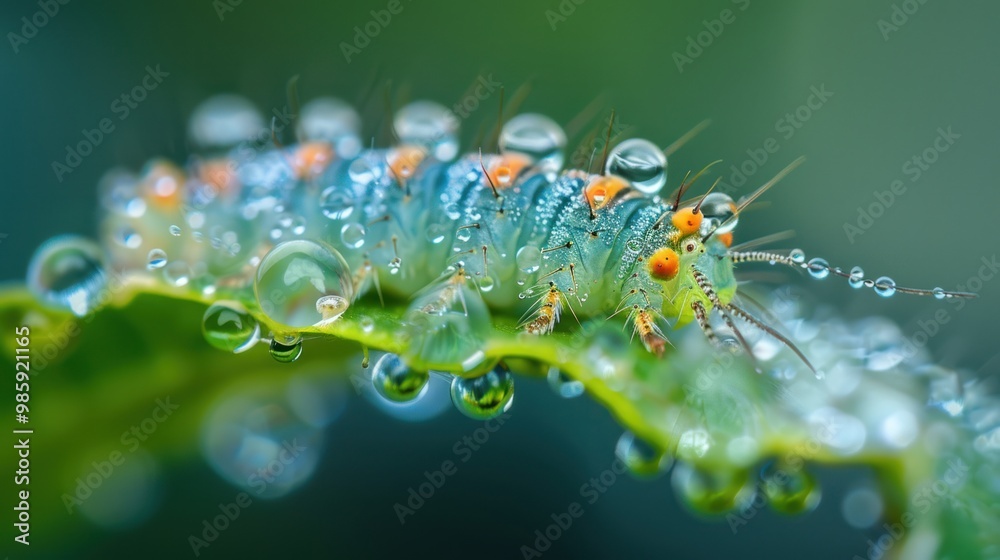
(647, 193, 739, 328)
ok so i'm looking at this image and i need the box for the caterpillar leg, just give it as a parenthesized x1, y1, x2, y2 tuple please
(632, 306, 669, 357)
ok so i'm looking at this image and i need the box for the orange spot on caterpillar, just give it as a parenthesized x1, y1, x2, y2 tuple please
(199, 159, 239, 194)
(388, 145, 426, 184)
(292, 142, 334, 180)
(672, 207, 702, 235)
(717, 232, 733, 247)
(584, 176, 627, 211)
(648, 248, 680, 281)
(140, 161, 185, 210)
(488, 153, 531, 188)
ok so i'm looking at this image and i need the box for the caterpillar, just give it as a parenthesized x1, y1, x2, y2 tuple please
(16, 93, 998, 559)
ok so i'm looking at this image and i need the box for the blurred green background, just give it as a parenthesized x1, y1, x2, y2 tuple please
(1, 0, 997, 558)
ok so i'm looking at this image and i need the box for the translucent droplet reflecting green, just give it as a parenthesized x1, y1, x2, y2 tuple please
(202, 301, 260, 353)
(760, 462, 821, 515)
(254, 240, 354, 329)
(672, 462, 753, 515)
(371, 353, 429, 402)
(27, 235, 108, 317)
(450, 364, 514, 420)
(404, 280, 492, 371)
(269, 338, 303, 363)
(615, 431, 670, 477)
(698, 192, 738, 235)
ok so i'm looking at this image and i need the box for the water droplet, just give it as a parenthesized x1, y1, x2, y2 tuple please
(478, 276, 495, 293)
(169, 225, 182, 237)
(841, 487, 882, 529)
(320, 186, 355, 220)
(27, 235, 108, 317)
(848, 266, 865, 289)
(806, 258, 829, 279)
(444, 202, 462, 221)
(450, 363, 514, 419)
(516, 246, 542, 274)
(202, 301, 260, 353)
(874, 276, 896, 297)
(932, 287, 945, 300)
(760, 461, 821, 514)
(299, 97, 362, 157)
(147, 248, 167, 270)
(499, 114, 566, 175)
(188, 94, 265, 149)
(316, 295, 350, 324)
(789, 248, 805, 264)
(371, 353, 429, 403)
(672, 463, 754, 514)
(615, 431, 670, 476)
(388, 258, 402, 275)
(604, 138, 667, 195)
(201, 390, 323, 498)
(425, 223, 447, 244)
(254, 240, 355, 329)
(340, 223, 366, 249)
(359, 316, 375, 333)
(394, 100, 459, 160)
(115, 227, 143, 249)
(269, 338, 302, 363)
(348, 156, 381, 186)
(163, 260, 191, 287)
(546, 367, 584, 398)
(456, 228, 472, 242)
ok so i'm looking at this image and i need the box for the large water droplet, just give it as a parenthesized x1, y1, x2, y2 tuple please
(450, 363, 514, 419)
(698, 192, 738, 234)
(789, 248, 805, 264)
(394, 100, 459, 160)
(405, 280, 492, 371)
(255, 240, 354, 329)
(188, 94, 265, 149)
(299, 97, 362, 158)
(371, 353, 430, 403)
(759, 461, 821, 515)
(874, 276, 896, 297)
(499, 114, 566, 176)
(932, 287, 946, 300)
(615, 431, 670, 477)
(269, 338, 303, 363)
(163, 260, 191, 287)
(604, 138, 667, 195)
(516, 246, 542, 274)
(27, 235, 108, 317)
(202, 301, 260, 353)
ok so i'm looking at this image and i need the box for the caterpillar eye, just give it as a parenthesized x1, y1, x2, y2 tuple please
(698, 192, 738, 235)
